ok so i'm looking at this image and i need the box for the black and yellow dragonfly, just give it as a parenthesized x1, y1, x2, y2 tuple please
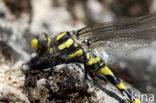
(30, 13, 156, 103)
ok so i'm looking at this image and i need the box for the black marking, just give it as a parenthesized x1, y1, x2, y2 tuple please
(57, 32, 70, 45)
(105, 75, 120, 85)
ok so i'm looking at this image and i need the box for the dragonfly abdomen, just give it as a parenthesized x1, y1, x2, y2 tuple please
(85, 52, 141, 103)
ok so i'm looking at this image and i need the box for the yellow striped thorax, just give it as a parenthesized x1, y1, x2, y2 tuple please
(67, 49, 83, 58)
(55, 32, 85, 59)
(31, 32, 52, 56)
(56, 32, 73, 50)
(56, 32, 67, 41)
(58, 38, 74, 50)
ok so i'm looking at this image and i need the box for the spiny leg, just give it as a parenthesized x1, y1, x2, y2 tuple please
(47, 57, 54, 74)
(36, 53, 51, 65)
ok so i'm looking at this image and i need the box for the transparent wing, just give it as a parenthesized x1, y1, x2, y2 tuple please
(77, 14, 156, 64)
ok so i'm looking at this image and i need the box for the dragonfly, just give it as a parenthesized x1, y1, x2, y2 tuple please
(30, 13, 156, 103)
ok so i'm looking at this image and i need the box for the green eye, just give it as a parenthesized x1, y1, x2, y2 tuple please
(31, 38, 38, 49)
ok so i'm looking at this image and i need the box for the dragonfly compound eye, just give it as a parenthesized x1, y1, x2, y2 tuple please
(38, 32, 49, 50)
(31, 32, 52, 56)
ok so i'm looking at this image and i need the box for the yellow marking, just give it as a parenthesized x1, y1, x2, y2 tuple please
(67, 49, 83, 58)
(58, 38, 74, 50)
(49, 48, 53, 53)
(95, 57, 100, 61)
(31, 38, 38, 49)
(98, 66, 113, 75)
(132, 98, 141, 103)
(86, 52, 90, 59)
(116, 82, 128, 90)
(75, 44, 78, 47)
(56, 32, 67, 41)
(87, 57, 100, 65)
(100, 63, 104, 66)
(48, 38, 51, 48)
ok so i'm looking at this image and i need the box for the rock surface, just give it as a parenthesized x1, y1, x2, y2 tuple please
(23, 59, 130, 103)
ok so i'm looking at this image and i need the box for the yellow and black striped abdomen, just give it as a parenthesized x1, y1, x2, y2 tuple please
(55, 32, 141, 103)
(85, 52, 141, 103)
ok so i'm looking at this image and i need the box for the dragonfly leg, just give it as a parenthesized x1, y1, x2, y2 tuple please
(84, 65, 90, 80)
(48, 58, 54, 71)
(36, 54, 50, 65)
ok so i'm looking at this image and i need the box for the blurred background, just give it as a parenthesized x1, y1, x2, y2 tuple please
(0, 0, 156, 102)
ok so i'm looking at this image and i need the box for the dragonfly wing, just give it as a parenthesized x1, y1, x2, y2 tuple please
(77, 13, 156, 64)
(91, 38, 152, 64)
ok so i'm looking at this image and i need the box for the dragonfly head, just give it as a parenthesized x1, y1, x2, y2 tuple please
(31, 32, 52, 57)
